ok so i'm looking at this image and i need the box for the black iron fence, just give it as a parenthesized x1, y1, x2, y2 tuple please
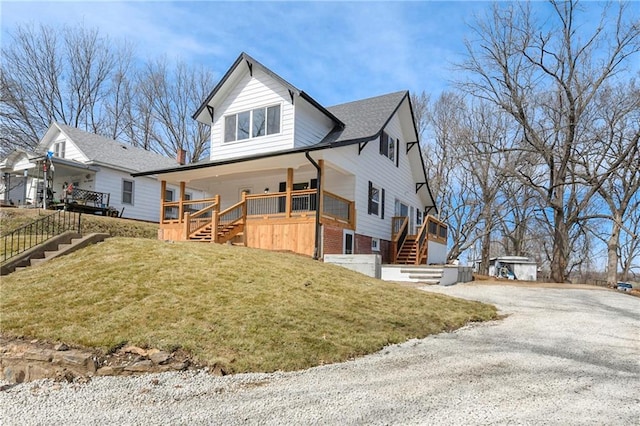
(1, 210, 82, 263)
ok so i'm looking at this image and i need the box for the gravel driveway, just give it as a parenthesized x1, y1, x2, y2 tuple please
(2, 283, 639, 425)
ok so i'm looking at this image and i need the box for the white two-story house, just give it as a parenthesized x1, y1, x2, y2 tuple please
(134, 53, 447, 264)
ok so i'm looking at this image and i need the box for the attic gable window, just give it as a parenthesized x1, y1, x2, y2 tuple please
(224, 104, 281, 142)
(54, 141, 66, 158)
(380, 131, 397, 165)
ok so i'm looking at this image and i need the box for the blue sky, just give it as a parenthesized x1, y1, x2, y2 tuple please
(1, 1, 635, 106)
(0, 1, 595, 106)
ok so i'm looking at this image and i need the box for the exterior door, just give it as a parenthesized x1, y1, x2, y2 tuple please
(343, 229, 354, 254)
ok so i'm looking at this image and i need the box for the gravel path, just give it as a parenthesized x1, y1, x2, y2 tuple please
(2, 284, 639, 425)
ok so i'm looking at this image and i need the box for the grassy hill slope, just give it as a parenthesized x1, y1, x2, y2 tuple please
(1, 237, 497, 374)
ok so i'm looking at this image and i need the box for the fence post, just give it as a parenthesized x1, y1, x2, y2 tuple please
(77, 213, 82, 234)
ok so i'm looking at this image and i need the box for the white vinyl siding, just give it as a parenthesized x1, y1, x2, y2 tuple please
(210, 68, 293, 161)
(294, 98, 335, 148)
(48, 136, 87, 163)
(93, 167, 204, 222)
(322, 112, 425, 241)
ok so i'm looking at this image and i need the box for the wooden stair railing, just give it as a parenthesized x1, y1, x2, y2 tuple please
(391, 216, 409, 264)
(215, 196, 247, 244)
(413, 219, 429, 265)
(184, 195, 220, 239)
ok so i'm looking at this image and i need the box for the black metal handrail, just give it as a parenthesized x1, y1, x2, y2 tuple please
(1, 210, 82, 263)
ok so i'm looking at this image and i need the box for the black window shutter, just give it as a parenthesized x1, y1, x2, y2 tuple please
(279, 182, 286, 192)
(368, 181, 373, 215)
(379, 132, 385, 155)
(395, 139, 400, 167)
(381, 188, 385, 219)
(310, 179, 317, 189)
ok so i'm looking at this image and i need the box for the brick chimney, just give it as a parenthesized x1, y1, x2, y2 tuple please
(177, 149, 187, 165)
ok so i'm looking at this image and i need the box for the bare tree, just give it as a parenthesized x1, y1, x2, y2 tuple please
(1, 24, 124, 152)
(585, 80, 640, 285)
(619, 194, 640, 282)
(422, 92, 512, 268)
(410, 91, 430, 140)
(137, 59, 214, 162)
(1, 23, 216, 165)
(459, 1, 640, 282)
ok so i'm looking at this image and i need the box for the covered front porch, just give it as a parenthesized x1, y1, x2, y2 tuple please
(155, 153, 355, 258)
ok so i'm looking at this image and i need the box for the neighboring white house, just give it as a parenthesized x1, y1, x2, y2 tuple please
(133, 52, 447, 264)
(0, 123, 204, 222)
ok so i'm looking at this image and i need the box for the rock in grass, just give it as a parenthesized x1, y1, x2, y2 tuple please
(149, 351, 171, 365)
(54, 343, 69, 351)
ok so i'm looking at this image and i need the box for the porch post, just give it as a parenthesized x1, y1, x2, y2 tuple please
(286, 168, 293, 218)
(159, 180, 167, 224)
(178, 181, 186, 223)
(318, 160, 325, 218)
(212, 194, 220, 243)
(241, 190, 248, 246)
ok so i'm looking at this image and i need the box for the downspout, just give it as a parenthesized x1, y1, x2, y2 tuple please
(305, 151, 321, 260)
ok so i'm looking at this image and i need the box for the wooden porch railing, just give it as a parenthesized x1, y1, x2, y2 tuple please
(426, 215, 448, 244)
(245, 189, 317, 217)
(162, 197, 219, 224)
(414, 218, 429, 265)
(160, 190, 355, 241)
(322, 191, 353, 225)
(391, 216, 409, 263)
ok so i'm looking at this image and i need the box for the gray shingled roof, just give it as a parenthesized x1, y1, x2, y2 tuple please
(320, 90, 408, 145)
(55, 124, 177, 172)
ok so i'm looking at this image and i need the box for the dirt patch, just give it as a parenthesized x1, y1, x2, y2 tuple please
(0, 335, 210, 384)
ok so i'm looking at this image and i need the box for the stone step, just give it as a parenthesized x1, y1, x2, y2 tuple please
(30, 258, 47, 267)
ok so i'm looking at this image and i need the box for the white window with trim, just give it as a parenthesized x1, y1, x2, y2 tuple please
(53, 141, 66, 158)
(122, 179, 134, 205)
(224, 104, 281, 142)
(371, 238, 380, 252)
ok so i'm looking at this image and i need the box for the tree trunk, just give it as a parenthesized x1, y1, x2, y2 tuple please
(606, 213, 622, 286)
(551, 209, 569, 283)
(480, 226, 491, 275)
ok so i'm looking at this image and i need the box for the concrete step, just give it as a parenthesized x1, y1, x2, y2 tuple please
(30, 257, 47, 267)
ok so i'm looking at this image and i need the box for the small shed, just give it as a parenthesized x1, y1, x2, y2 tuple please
(483, 256, 537, 281)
